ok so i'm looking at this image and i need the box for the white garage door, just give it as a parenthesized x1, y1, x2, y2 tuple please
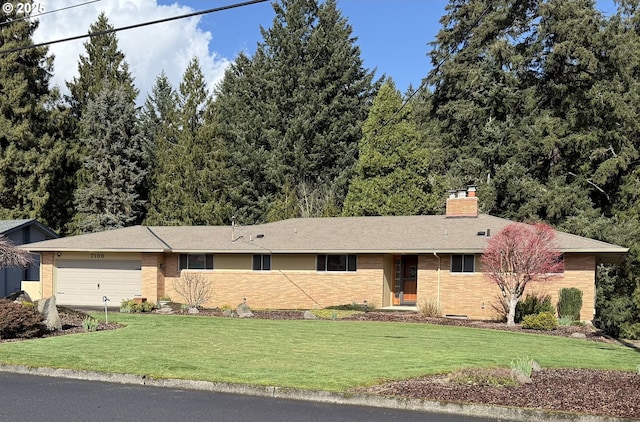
(56, 260, 142, 307)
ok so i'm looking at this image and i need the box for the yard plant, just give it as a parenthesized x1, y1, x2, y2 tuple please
(0, 314, 637, 392)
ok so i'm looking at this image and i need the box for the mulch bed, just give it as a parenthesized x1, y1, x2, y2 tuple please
(353, 368, 640, 419)
(4, 307, 640, 419)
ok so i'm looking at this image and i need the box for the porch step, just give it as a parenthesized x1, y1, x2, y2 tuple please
(380, 306, 418, 312)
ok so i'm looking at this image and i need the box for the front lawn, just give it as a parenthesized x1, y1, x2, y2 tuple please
(0, 314, 637, 391)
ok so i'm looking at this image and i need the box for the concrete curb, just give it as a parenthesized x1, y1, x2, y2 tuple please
(0, 364, 633, 422)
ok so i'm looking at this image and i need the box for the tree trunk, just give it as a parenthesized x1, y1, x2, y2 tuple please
(507, 294, 519, 326)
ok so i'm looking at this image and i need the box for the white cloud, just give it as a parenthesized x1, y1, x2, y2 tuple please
(33, 0, 230, 103)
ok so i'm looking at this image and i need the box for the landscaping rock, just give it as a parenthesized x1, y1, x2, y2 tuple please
(236, 303, 253, 318)
(156, 307, 173, 314)
(222, 309, 235, 318)
(571, 332, 587, 339)
(6, 290, 32, 303)
(187, 307, 199, 314)
(511, 368, 532, 384)
(531, 360, 542, 372)
(303, 310, 318, 320)
(37, 296, 62, 331)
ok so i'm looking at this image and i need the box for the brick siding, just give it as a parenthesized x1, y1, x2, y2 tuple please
(417, 253, 595, 320)
(38, 250, 598, 320)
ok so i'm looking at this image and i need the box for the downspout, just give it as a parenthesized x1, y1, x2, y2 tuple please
(433, 252, 441, 307)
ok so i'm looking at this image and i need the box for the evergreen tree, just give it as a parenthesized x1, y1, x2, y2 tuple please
(343, 80, 437, 216)
(425, 0, 640, 334)
(138, 71, 177, 216)
(71, 83, 145, 233)
(145, 58, 230, 226)
(0, 2, 76, 231)
(215, 0, 377, 223)
(426, 0, 538, 191)
(66, 12, 138, 118)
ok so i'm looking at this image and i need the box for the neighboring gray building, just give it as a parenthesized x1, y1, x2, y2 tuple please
(0, 219, 58, 297)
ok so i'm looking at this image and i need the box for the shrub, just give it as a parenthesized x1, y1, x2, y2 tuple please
(0, 299, 46, 339)
(120, 299, 135, 313)
(619, 322, 640, 340)
(557, 316, 574, 327)
(510, 356, 534, 379)
(515, 293, 554, 323)
(172, 272, 213, 309)
(120, 299, 156, 313)
(557, 287, 583, 321)
(521, 311, 558, 330)
(418, 298, 442, 317)
(82, 317, 99, 332)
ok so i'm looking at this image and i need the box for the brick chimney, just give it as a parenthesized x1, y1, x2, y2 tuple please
(445, 185, 478, 217)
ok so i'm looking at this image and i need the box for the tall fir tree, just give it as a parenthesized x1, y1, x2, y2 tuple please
(0, 2, 76, 232)
(65, 12, 143, 232)
(426, 0, 541, 213)
(145, 58, 230, 226)
(214, 0, 377, 223)
(425, 0, 640, 335)
(343, 80, 437, 216)
(138, 71, 176, 215)
(71, 83, 146, 233)
(66, 12, 138, 119)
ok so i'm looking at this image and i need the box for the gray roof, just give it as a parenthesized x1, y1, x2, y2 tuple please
(23, 215, 628, 256)
(0, 219, 58, 238)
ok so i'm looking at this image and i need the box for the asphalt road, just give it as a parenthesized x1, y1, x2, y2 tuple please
(0, 372, 505, 422)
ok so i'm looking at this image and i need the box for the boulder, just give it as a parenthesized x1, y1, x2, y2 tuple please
(6, 290, 32, 303)
(531, 360, 542, 372)
(303, 310, 318, 320)
(571, 332, 587, 339)
(511, 368, 532, 384)
(156, 307, 173, 315)
(222, 309, 235, 318)
(236, 303, 253, 318)
(37, 296, 62, 331)
(187, 307, 199, 314)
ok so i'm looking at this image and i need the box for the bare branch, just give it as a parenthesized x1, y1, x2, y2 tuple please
(0, 235, 33, 268)
(172, 272, 213, 309)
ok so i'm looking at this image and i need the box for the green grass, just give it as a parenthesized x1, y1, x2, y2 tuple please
(0, 314, 638, 391)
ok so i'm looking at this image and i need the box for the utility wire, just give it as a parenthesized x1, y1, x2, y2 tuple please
(374, 2, 494, 135)
(0, 0, 104, 27)
(0, 0, 268, 55)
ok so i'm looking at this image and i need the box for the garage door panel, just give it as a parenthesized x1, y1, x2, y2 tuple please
(56, 260, 142, 307)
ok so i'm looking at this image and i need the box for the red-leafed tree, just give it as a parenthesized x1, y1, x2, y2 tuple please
(482, 223, 563, 326)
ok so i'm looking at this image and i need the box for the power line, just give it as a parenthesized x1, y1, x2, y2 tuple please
(0, 0, 104, 28)
(374, 2, 494, 135)
(0, 0, 269, 55)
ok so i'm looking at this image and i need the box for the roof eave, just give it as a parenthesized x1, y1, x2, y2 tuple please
(23, 247, 169, 253)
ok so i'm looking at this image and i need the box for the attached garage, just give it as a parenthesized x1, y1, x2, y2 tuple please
(55, 259, 142, 307)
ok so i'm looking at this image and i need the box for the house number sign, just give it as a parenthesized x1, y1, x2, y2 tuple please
(90, 253, 105, 259)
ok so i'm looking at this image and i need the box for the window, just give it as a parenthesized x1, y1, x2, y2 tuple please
(316, 254, 357, 272)
(253, 254, 271, 271)
(451, 254, 475, 273)
(553, 253, 565, 273)
(179, 254, 214, 270)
